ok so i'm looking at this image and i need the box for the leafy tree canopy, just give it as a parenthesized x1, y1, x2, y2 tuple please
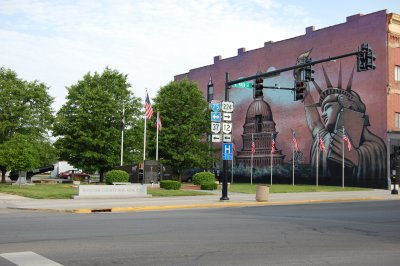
(53, 67, 142, 182)
(0, 67, 54, 181)
(150, 79, 211, 176)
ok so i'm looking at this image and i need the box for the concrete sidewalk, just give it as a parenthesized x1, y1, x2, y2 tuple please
(1, 189, 399, 213)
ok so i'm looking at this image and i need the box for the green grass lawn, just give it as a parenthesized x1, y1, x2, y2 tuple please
(0, 183, 78, 199)
(228, 183, 372, 194)
(0, 183, 372, 199)
(0, 183, 213, 199)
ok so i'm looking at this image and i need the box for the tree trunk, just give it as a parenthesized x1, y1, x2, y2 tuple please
(99, 170, 104, 183)
(1, 169, 6, 183)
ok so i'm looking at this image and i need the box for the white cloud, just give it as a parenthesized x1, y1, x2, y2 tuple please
(0, 0, 331, 110)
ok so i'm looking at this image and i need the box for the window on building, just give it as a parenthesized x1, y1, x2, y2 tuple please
(396, 113, 400, 128)
(256, 115, 262, 132)
(395, 66, 400, 82)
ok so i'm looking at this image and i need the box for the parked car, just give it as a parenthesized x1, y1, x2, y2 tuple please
(181, 168, 206, 183)
(58, 170, 90, 180)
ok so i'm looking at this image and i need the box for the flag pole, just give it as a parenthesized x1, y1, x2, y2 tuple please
(292, 143, 294, 186)
(120, 104, 125, 166)
(156, 111, 159, 161)
(250, 133, 253, 185)
(316, 131, 319, 187)
(342, 126, 345, 188)
(143, 114, 147, 162)
(270, 133, 273, 186)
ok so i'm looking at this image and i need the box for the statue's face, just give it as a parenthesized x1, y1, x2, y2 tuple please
(321, 94, 341, 132)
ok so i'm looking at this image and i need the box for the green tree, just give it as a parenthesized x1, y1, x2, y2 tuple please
(53, 67, 142, 182)
(150, 79, 211, 179)
(0, 67, 54, 182)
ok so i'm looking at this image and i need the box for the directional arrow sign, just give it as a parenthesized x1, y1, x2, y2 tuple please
(223, 134, 232, 142)
(212, 134, 221, 143)
(221, 101, 234, 113)
(222, 122, 232, 134)
(211, 112, 221, 122)
(211, 122, 221, 134)
(223, 113, 232, 121)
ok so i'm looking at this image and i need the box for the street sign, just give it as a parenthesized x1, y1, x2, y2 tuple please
(211, 112, 222, 122)
(221, 101, 234, 113)
(212, 134, 221, 143)
(222, 113, 232, 121)
(222, 122, 232, 134)
(223, 134, 232, 142)
(222, 143, 233, 160)
(210, 100, 221, 112)
(211, 122, 221, 134)
(231, 77, 253, 89)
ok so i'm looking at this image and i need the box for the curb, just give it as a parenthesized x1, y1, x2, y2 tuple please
(70, 196, 387, 214)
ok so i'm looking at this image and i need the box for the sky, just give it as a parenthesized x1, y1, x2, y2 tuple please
(1, 0, 399, 111)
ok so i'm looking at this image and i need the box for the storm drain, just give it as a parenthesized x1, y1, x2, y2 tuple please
(91, 208, 112, 213)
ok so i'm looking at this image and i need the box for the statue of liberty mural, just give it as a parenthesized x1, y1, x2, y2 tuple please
(301, 61, 386, 184)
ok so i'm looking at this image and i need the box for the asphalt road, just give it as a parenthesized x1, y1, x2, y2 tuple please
(0, 201, 399, 266)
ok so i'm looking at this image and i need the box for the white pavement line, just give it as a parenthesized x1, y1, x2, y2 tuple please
(0, 251, 63, 266)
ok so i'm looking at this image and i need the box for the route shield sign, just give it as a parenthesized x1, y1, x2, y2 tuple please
(210, 100, 221, 112)
(222, 122, 232, 134)
(211, 122, 221, 134)
(221, 101, 234, 113)
(211, 112, 222, 122)
(222, 143, 233, 160)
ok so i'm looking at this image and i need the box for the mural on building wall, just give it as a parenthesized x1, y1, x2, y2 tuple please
(232, 50, 387, 186)
(302, 61, 386, 184)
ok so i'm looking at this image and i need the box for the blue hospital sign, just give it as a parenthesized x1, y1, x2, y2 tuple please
(222, 143, 233, 160)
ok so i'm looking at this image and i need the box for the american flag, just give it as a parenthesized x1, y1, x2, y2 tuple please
(343, 128, 352, 151)
(319, 137, 326, 153)
(155, 111, 162, 131)
(251, 135, 255, 155)
(144, 92, 153, 119)
(291, 129, 299, 152)
(271, 133, 276, 154)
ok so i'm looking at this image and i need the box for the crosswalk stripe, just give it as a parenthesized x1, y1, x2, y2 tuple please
(0, 251, 63, 266)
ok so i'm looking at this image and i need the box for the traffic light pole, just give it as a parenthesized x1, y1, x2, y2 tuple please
(226, 51, 361, 87)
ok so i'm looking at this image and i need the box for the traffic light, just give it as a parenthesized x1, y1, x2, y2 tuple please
(254, 77, 264, 97)
(295, 81, 305, 101)
(357, 43, 376, 72)
(366, 48, 376, 70)
(304, 64, 314, 81)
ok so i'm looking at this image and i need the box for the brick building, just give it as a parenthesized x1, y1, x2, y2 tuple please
(175, 10, 400, 187)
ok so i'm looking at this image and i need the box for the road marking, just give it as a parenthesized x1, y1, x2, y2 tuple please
(0, 251, 63, 266)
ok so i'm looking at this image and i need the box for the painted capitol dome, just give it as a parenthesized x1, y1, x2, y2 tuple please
(236, 93, 285, 168)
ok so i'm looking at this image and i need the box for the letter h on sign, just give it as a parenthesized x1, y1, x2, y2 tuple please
(222, 143, 233, 160)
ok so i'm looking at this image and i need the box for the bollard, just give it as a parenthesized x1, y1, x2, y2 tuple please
(391, 171, 398, 195)
(256, 185, 269, 202)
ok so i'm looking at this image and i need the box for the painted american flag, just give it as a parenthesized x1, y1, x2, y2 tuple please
(271, 133, 276, 154)
(251, 135, 255, 154)
(291, 129, 299, 152)
(144, 92, 153, 119)
(343, 128, 352, 151)
(319, 137, 326, 153)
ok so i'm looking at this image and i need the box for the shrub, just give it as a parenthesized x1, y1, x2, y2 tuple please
(200, 182, 217, 190)
(193, 172, 215, 185)
(105, 170, 129, 184)
(160, 180, 181, 190)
